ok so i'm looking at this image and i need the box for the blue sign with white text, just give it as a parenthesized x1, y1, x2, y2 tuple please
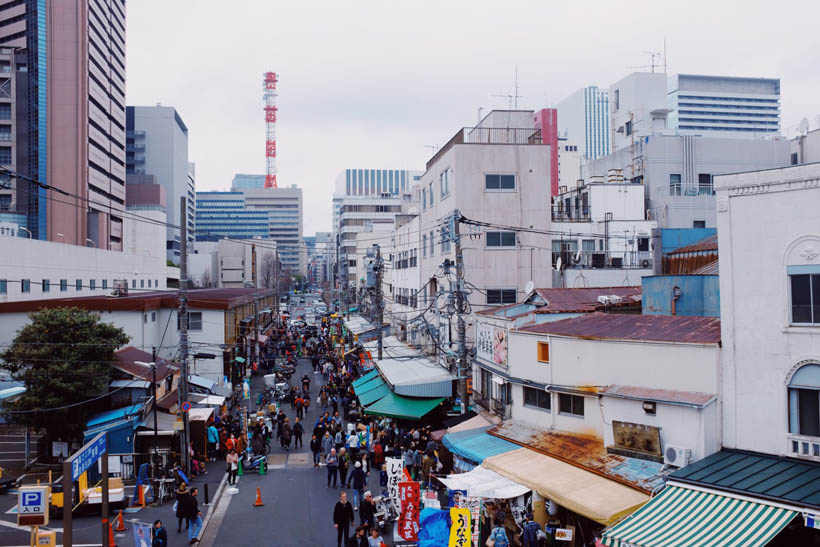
(71, 433, 107, 481)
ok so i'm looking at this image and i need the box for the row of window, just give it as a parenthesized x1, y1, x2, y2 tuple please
(0, 278, 160, 294)
(421, 228, 452, 258)
(422, 172, 517, 211)
(669, 173, 715, 196)
(521, 387, 585, 417)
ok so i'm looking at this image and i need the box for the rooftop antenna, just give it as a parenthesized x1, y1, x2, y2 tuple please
(626, 49, 665, 73)
(492, 65, 523, 110)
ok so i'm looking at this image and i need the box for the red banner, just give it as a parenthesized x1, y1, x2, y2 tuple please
(398, 481, 420, 541)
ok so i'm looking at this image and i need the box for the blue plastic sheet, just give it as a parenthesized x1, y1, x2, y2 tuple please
(418, 508, 450, 547)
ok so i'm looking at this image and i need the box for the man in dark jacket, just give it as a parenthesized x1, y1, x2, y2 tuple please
(346, 525, 368, 547)
(521, 512, 541, 547)
(333, 491, 355, 547)
(359, 491, 376, 532)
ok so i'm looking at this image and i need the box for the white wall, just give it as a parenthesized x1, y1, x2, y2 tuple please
(609, 72, 669, 152)
(0, 236, 167, 302)
(717, 163, 820, 458)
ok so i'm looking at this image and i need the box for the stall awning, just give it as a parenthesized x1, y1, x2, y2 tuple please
(140, 411, 180, 434)
(442, 426, 518, 465)
(483, 448, 648, 525)
(356, 378, 391, 407)
(188, 407, 214, 422)
(188, 375, 216, 392)
(363, 392, 445, 421)
(447, 414, 492, 434)
(437, 465, 530, 499)
(601, 486, 797, 547)
(352, 370, 379, 389)
(194, 395, 226, 407)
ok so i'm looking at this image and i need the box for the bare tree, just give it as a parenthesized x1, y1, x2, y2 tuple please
(261, 252, 277, 289)
(201, 268, 212, 288)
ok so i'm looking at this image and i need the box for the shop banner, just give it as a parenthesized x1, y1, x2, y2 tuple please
(398, 481, 420, 541)
(449, 507, 471, 547)
(459, 496, 482, 547)
(448, 489, 467, 507)
(132, 521, 153, 547)
(385, 457, 404, 514)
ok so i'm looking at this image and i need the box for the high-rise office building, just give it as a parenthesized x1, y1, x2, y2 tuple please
(232, 174, 266, 190)
(126, 106, 193, 264)
(556, 86, 610, 160)
(668, 74, 781, 138)
(0, 0, 127, 249)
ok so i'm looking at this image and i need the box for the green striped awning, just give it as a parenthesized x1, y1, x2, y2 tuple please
(352, 370, 379, 389)
(601, 486, 797, 547)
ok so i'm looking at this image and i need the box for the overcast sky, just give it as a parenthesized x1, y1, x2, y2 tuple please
(126, 0, 820, 235)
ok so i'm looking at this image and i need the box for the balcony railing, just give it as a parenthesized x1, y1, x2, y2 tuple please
(552, 250, 653, 270)
(491, 398, 511, 419)
(551, 205, 591, 222)
(427, 127, 543, 169)
(787, 433, 820, 461)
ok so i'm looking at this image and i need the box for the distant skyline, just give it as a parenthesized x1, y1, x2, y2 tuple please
(126, 0, 820, 235)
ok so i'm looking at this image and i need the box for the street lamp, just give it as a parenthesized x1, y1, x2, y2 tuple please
(18, 226, 31, 239)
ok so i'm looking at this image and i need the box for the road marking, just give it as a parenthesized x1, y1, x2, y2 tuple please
(0, 518, 63, 533)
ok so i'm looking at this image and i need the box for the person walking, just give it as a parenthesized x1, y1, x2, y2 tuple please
(488, 517, 510, 547)
(186, 487, 202, 545)
(225, 449, 239, 485)
(322, 430, 334, 461)
(347, 461, 365, 510)
(175, 484, 190, 533)
(152, 520, 168, 547)
(367, 527, 384, 547)
(293, 417, 304, 449)
(207, 423, 219, 462)
(359, 490, 376, 531)
(338, 447, 350, 488)
(327, 448, 339, 488)
(310, 434, 321, 467)
(333, 491, 355, 547)
(347, 525, 368, 547)
(334, 428, 344, 454)
(282, 417, 292, 451)
(521, 512, 541, 547)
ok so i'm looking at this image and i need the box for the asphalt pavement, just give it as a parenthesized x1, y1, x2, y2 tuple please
(204, 356, 392, 547)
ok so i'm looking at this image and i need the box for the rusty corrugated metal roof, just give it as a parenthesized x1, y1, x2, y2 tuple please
(601, 385, 716, 407)
(668, 235, 718, 255)
(115, 347, 178, 381)
(518, 312, 721, 344)
(477, 287, 642, 317)
(692, 260, 720, 275)
(488, 420, 664, 493)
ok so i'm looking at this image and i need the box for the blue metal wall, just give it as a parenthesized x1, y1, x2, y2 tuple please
(661, 228, 717, 255)
(642, 275, 720, 317)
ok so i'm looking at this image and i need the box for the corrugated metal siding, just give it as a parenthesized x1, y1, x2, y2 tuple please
(393, 379, 452, 398)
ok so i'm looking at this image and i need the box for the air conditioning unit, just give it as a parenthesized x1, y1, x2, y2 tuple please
(664, 444, 692, 467)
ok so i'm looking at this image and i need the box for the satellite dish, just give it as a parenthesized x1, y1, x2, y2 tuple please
(556, 257, 563, 271)
(800, 118, 810, 135)
(524, 280, 534, 294)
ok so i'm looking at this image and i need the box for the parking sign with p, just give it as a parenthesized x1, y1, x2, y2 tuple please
(18, 486, 49, 526)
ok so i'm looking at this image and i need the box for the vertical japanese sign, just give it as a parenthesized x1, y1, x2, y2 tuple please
(385, 457, 404, 515)
(459, 496, 482, 547)
(398, 481, 420, 541)
(449, 507, 471, 547)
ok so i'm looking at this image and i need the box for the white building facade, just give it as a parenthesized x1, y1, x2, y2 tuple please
(556, 86, 610, 160)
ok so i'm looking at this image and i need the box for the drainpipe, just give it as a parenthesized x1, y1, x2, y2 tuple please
(672, 285, 681, 316)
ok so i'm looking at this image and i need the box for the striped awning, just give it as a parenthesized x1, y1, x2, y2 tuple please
(601, 486, 797, 547)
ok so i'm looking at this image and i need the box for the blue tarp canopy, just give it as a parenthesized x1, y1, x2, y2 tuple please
(442, 426, 519, 465)
(86, 403, 143, 428)
(84, 416, 140, 454)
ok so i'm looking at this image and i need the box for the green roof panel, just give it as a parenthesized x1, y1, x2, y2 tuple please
(363, 392, 444, 421)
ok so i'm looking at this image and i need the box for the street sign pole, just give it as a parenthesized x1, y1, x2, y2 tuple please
(62, 460, 71, 547)
(63, 432, 108, 547)
(101, 454, 109, 547)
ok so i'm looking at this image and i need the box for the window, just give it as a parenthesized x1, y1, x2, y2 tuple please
(42, 279, 50, 292)
(537, 341, 549, 363)
(480, 368, 492, 399)
(791, 274, 820, 324)
(131, 279, 136, 289)
(792, 152, 800, 165)
(693, 220, 706, 229)
(151, 311, 156, 322)
(0, 194, 9, 211)
(60, 279, 68, 292)
(422, 235, 427, 257)
(698, 173, 714, 195)
(75, 279, 82, 291)
(21, 279, 30, 293)
(487, 289, 516, 305)
(440, 168, 450, 198)
(625, 120, 632, 136)
(669, 174, 682, 196)
(144, 313, 148, 324)
(155, 280, 159, 287)
(524, 387, 551, 410)
(428, 183, 434, 206)
(140, 279, 145, 288)
(0, 279, 6, 293)
(0, 147, 11, 165)
(188, 312, 203, 331)
(486, 231, 516, 248)
(89, 279, 96, 290)
(429, 231, 435, 256)
(558, 393, 585, 416)
(102, 279, 108, 290)
(485, 174, 516, 191)
(441, 227, 451, 253)
(789, 364, 820, 437)
(637, 237, 650, 252)
(422, 188, 427, 209)
(614, 89, 620, 110)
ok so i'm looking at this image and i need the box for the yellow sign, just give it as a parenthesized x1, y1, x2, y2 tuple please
(449, 507, 471, 547)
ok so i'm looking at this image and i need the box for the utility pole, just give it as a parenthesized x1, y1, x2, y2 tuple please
(374, 244, 383, 360)
(252, 243, 259, 365)
(178, 197, 191, 473)
(452, 210, 468, 414)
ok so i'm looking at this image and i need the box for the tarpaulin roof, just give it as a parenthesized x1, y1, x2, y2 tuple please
(352, 369, 379, 389)
(442, 426, 518, 465)
(86, 403, 143, 428)
(437, 465, 530, 499)
(447, 414, 492, 434)
(364, 335, 455, 397)
(363, 392, 444, 421)
(358, 382, 391, 407)
(483, 448, 648, 525)
(188, 407, 214, 422)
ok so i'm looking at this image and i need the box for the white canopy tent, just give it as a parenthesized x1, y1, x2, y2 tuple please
(436, 465, 530, 499)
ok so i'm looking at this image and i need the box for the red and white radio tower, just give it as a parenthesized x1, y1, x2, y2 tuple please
(263, 71, 278, 188)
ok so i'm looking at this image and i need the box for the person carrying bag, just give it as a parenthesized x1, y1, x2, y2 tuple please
(486, 517, 509, 547)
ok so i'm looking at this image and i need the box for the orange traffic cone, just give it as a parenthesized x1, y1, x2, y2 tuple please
(108, 521, 118, 547)
(115, 510, 126, 532)
(253, 487, 264, 507)
(138, 484, 146, 507)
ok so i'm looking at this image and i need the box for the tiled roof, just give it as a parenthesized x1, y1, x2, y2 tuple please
(601, 385, 716, 407)
(114, 347, 178, 381)
(518, 312, 721, 344)
(0, 288, 275, 313)
(488, 420, 664, 493)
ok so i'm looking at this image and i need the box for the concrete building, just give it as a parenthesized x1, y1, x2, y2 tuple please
(556, 137, 581, 192)
(339, 193, 402, 286)
(195, 186, 304, 275)
(126, 106, 193, 264)
(790, 125, 820, 165)
(231, 174, 266, 190)
(388, 214, 423, 344)
(556, 86, 610, 160)
(609, 72, 672, 153)
(418, 110, 552, 317)
(717, 162, 820, 460)
(0, 46, 18, 221)
(668, 74, 781, 138)
(582, 133, 790, 229)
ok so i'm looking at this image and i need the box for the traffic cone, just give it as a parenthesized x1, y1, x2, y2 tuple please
(115, 510, 126, 532)
(108, 521, 118, 547)
(237, 458, 244, 476)
(138, 484, 146, 508)
(253, 487, 264, 507)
